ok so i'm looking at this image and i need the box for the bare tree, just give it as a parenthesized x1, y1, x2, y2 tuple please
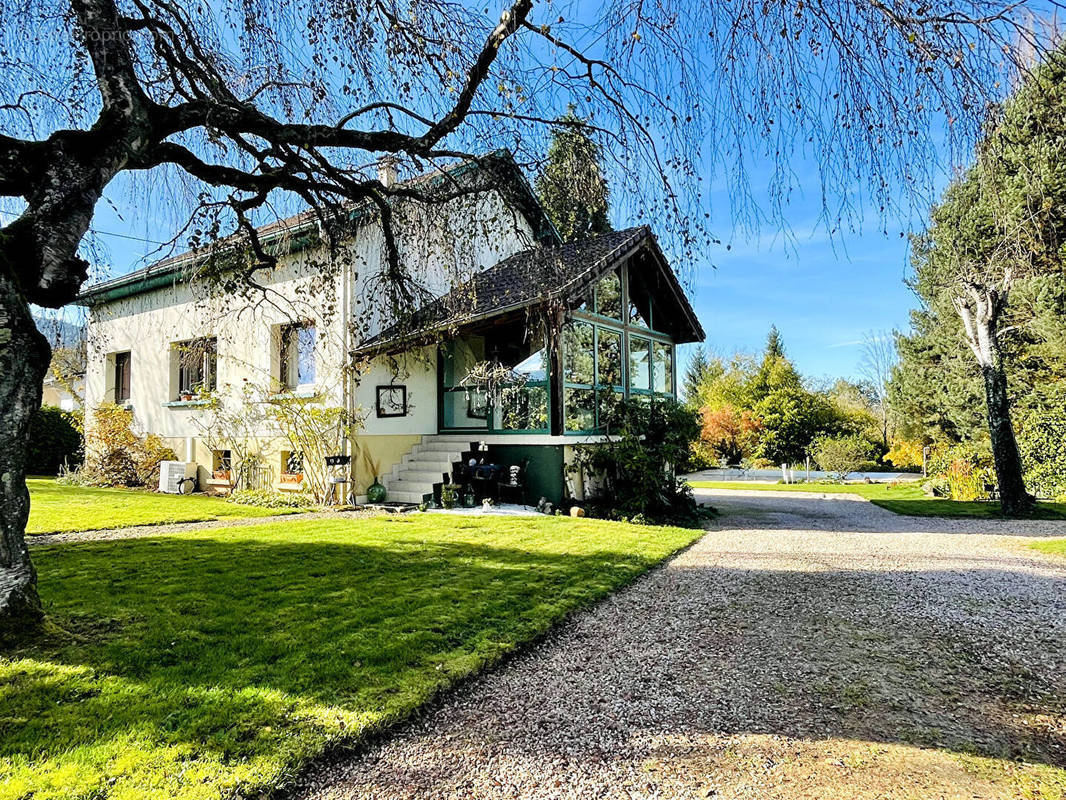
(858, 330, 899, 447)
(0, 0, 1055, 633)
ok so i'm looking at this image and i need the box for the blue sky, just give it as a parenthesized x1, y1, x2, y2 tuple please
(59, 157, 932, 385)
(677, 203, 921, 382)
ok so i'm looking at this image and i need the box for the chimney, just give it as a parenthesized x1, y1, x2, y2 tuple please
(377, 157, 398, 188)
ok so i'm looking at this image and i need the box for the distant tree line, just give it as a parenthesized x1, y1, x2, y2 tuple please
(683, 327, 892, 474)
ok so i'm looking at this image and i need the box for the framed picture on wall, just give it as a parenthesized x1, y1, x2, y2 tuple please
(376, 385, 407, 418)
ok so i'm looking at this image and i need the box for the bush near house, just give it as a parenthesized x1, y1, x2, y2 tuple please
(67, 404, 177, 488)
(25, 405, 82, 475)
(571, 397, 711, 526)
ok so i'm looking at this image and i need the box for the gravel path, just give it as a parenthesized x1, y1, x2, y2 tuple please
(27, 509, 381, 546)
(294, 489, 1066, 800)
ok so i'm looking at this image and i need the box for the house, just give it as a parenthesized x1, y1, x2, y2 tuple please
(76, 153, 704, 505)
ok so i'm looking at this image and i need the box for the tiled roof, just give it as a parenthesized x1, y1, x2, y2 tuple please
(356, 225, 705, 353)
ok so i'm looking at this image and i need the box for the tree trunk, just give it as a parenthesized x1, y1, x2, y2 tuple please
(0, 258, 50, 638)
(980, 352, 1031, 516)
(954, 288, 1032, 516)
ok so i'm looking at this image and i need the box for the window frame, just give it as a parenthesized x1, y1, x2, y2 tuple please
(563, 261, 676, 434)
(113, 351, 131, 403)
(173, 336, 217, 399)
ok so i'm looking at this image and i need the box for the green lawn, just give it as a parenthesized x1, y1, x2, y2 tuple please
(0, 514, 702, 800)
(26, 478, 297, 535)
(1030, 538, 1066, 558)
(688, 480, 1066, 519)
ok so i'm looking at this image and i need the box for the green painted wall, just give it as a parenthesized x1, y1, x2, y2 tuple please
(486, 444, 565, 506)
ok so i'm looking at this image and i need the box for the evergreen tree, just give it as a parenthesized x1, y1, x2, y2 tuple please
(681, 346, 712, 408)
(890, 50, 1066, 513)
(535, 109, 612, 242)
(748, 326, 802, 403)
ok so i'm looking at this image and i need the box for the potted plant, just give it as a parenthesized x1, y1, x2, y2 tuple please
(441, 484, 460, 509)
(462, 486, 476, 508)
(212, 469, 231, 481)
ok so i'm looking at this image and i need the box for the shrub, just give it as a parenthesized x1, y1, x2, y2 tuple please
(76, 404, 177, 487)
(569, 397, 713, 526)
(810, 434, 876, 482)
(1018, 412, 1066, 499)
(227, 489, 316, 509)
(26, 405, 82, 475)
(927, 442, 994, 501)
(885, 439, 925, 470)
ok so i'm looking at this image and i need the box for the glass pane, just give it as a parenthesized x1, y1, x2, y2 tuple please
(443, 336, 485, 386)
(629, 336, 651, 392)
(653, 341, 673, 393)
(297, 326, 316, 385)
(563, 322, 594, 385)
(595, 270, 622, 319)
(442, 389, 489, 429)
(564, 387, 596, 431)
(511, 344, 546, 382)
(597, 388, 625, 431)
(627, 270, 652, 327)
(597, 328, 622, 388)
(498, 384, 548, 431)
(628, 300, 649, 328)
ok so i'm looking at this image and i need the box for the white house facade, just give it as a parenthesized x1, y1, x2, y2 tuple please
(77, 154, 704, 505)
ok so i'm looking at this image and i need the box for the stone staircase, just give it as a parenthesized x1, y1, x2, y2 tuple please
(382, 434, 472, 504)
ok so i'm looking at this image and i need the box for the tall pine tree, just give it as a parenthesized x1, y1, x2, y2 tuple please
(536, 109, 612, 242)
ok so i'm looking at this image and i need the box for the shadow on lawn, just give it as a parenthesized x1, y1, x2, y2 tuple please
(2, 533, 667, 773)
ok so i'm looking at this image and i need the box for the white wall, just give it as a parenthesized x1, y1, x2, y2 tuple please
(83, 186, 538, 480)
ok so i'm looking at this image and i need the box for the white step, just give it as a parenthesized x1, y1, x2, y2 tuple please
(395, 469, 448, 483)
(415, 440, 472, 453)
(387, 479, 439, 494)
(385, 489, 432, 503)
(404, 453, 455, 467)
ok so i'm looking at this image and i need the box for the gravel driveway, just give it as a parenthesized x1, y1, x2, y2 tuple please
(293, 489, 1066, 800)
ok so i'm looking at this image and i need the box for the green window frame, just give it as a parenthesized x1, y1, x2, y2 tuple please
(562, 262, 676, 434)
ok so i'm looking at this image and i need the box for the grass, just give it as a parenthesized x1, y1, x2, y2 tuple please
(0, 514, 702, 800)
(687, 480, 1066, 520)
(1030, 538, 1066, 558)
(26, 478, 297, 535)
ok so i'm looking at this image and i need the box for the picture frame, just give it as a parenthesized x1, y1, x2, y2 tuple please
(376, 384, 408, 418)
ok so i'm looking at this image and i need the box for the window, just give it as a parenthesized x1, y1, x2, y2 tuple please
(594, 269, 622, 319)
(280, 323, 316, 389)
(653, 341, 673, 394)
(497, 332, 549, 432)
(174, 337, 216, 398)
(113, 351, 131, 403)
(629, 336, 651, 393)
(212, 450, 232, 479)
(627, 272, 653, 328)
(561, 260, 678, 433)
(562, 321, 596, 432)
(281, 450, 303, 482)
